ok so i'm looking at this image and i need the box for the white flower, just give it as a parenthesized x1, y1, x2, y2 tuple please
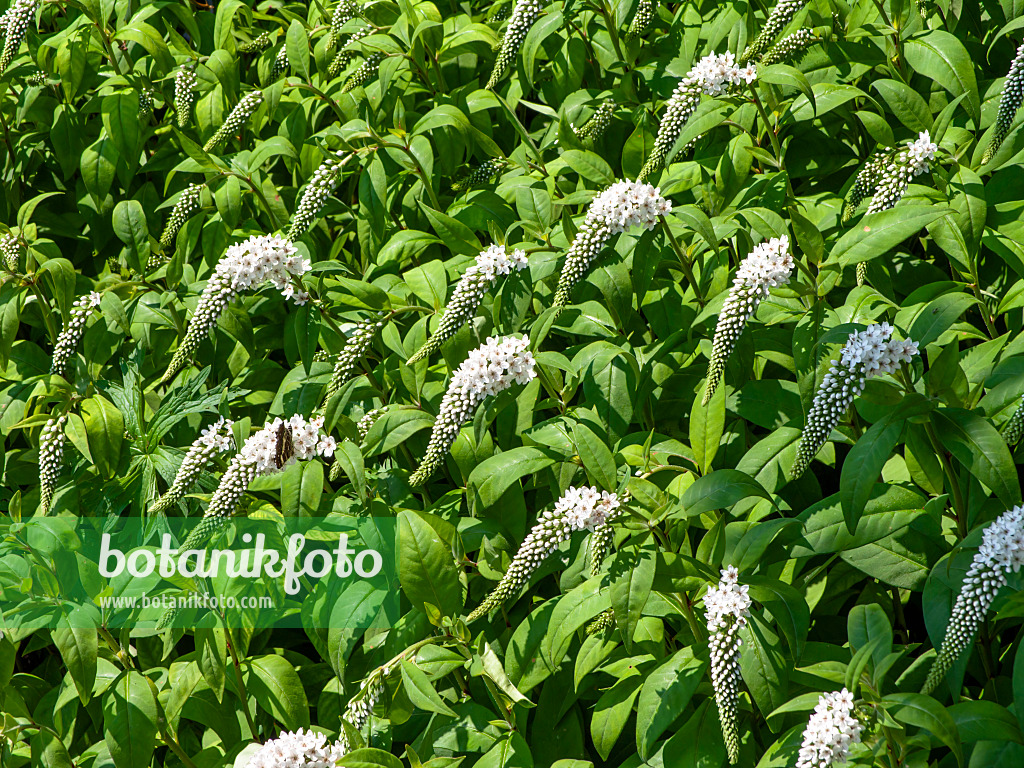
(923, 505, 1024, 694)
(244, 728, 345, 768)
(793, 323, 919, 477)
(410, 336, 536, 484)
(554, 180, 671, 306)
(162, 235, 308, 382)
(866, 131, 937, 214)
(795, 689, 864, 768)
(703, 236, 793, 404)
(409, 245, 528, 364)
(704, 566, 752, 765)
(51, 292, 103, 378)
(467, 486, 622, 621)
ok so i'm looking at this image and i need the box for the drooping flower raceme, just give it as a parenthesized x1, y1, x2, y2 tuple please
(162, 235, 309, 383)
(51, 292, 102, 378)
(922, 506, 1024, 695)
(575, 100, 615, 145)
(625, 0, 656, 41)
(158, 182, 205, 253)
(792, 323, 919, 477)
(238, 32, 272, 54)
(244, 728, 345, 768)
(39, 413, 68, 514)
(486, 0, 542, 89)
(705, 566, 752, 765)
(174, 66, 198, 128)
(410, 336, 536, 485)
(639, 53, 756, 180)
(287, 150, 349, 238)
(554, 180, 671, 307)
(341, 52, 384, 93)
(761, 28, 819, 66)
(409, 245, 528, 364)
(337, 668, 389, 753)
(866, 131, 938, 214)
(1003, 395, 1024, 446)
(703, 236, 793, 404)
(272, 45, 290, 78)
(795, 689, 864, 768)
(742, 0, 806, 62)
(329, 0, 360, 48)
(467, 486, 622, 621)
(322, 315, 387, 406)
(328, 26, 372, 77)
(842, 151, 889, 224)
(983, 43, 1024, 164)
(0, 0, 39, 75)
(203, 90, 264, 152)
(176, 415, 337, 552)
(451, 158, 507, 191)
(150, 418, 235, 515)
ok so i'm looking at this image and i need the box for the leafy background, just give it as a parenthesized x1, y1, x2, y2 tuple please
(2, 0, 1024, 767)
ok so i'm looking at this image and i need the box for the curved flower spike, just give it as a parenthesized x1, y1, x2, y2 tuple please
(486, 0, 542, 89)
(741, 0, 806, 63)
(705, 566, 752, 765)
(982, 43, 1024, 165)
(922, 506, 1024, 694)
(203, 91, 263, 153)
(467, 486, 621, 622)
(408, 244, 528, 365)
(703, 236, 793, 405)
(410, 336, 536, 485)
(792, 323, 919, 477)
(795, 689, 865, 768)
(52, 292, 102, 378)
(150, 419, 235, 515)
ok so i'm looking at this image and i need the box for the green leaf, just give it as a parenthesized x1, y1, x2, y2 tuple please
(636, 648, 707, 759)
(690, 383, 725, 474)
(247, 655, 310, 731)
(111, 200, 150, 274)
(572, 422, 616, 491)
(103, 671, 158, 768)
(468, 446, 560, 507)
(81, 394, 124, 478)
(397, 510, 463, 620)
(610, 545, 656, 652)
(908, 292, 979, 348)
(682, 469, 773, 516)
(561, 150, 615, 187)
(948, 700, 1023, 744)
(591, 675, 642, 760)
(840, 414, 905, 532)
(904, 31, 980, 123)
(51, 614, 97, 705)
(933, 408, 1021, 507)
(286, 19, 310, 81)
(401, 658, 457, 717)
(829, 206, 946, 268)
(883, 692, 964, 766)
(81, 136, 119, 204)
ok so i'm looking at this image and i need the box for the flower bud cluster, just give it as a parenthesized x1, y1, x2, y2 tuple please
(150, 418, 235, 515)
(179, 416, 336, 552)
(341, 53, 384, 93)
(467, 486, 621, 621)
(705, 566, 752, 765)
(162, 235, 309, 382)
(239, 32, 272, 53)
(244, 728, 346, 768)
(842, 151, 889, 224)
(272, 45, 290, 78)
(138, 88, 154, 117)
(625, 0, 656, 41)
(795, 689, 864, 768)
(409, 245, 528, 364)
(203, 91, 264, 152)
(174, 66, 197, 128)
(451, 158, 507, 191)
(983, 43, 1024, 164)
(1004, 395, 1024, 446)
(39, 413, 68, 514)
(575, 100, 615, 145)
(554, 180, 671, 306)
(51, 292, 102, 377)
(639, 53, 756, 180)
(0, 0, 39, 75)
(287, 151, 348, 238)
(158, 182, 205, 253)
(761, 28, 819, 66)
(322, 315, 386, 406)
(1, 233, 20, 271)
(703, 236, 793, 404)
(337, 669, 388, 752)
(328, 26, 372, 77)
(486, 0, 542, 89)
(410, 336, 536, 485)
(742, 0, 806, 62)
(866, 131, 938, 214)
(922, 505, 1024, 694)
(793, 323, 919, 477)
(329, 0, 360, 48)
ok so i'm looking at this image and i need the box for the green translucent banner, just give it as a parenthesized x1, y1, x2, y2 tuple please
(0, 515, 399, 630)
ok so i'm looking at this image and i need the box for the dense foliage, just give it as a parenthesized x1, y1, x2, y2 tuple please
(3, 0, 1024, 767)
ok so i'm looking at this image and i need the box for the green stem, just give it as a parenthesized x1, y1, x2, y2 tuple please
(923, 420, 967, 538)
(376, 139, 443, 210)
(27, 281, 59, 343)
(224, 626, 259, 741)
(660, 219, 705, 306)
(491, 90, 547, 172)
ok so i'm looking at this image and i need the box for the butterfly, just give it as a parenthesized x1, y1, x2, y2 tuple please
(274, 422, 295, 469)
